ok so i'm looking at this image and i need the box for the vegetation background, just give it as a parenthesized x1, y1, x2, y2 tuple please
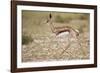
(22, 10, 90, 62)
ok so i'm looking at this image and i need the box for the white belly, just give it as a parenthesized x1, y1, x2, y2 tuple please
(56, 31, 69, 38)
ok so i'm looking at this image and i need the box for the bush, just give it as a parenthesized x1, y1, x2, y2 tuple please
(55, 15, 65, 23)
(55, 15, 73, 23)
(22, 34, 33, 45)
(79, 14, 89, 20)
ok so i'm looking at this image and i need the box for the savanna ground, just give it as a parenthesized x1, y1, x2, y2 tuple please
(22, 10, 90, 62)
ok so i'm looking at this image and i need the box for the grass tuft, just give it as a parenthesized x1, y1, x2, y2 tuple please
(22, 34, 33, 45)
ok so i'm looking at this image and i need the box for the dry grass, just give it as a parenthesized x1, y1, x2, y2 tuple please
(22, 11, 90, 62)
(22, 32, 89, 62)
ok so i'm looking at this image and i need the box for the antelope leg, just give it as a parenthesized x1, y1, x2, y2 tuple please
(59, 43, 70, 56)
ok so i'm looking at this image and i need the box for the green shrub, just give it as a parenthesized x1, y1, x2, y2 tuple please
(22, 34, 33, 45)
(55, 15, 73, 23)
(55, 15, 65, 23)
(79, 14, 89, 20)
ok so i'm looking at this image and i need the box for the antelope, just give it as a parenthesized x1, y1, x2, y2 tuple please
(46, 13, 81, 56)
(46, 13, 79, 39)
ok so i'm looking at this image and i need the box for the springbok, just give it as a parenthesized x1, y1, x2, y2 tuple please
(46, 13, 81, 56)
(46, 13, 79, 39)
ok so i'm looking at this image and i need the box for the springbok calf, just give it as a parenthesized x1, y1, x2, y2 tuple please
(46, 13, 81, 56)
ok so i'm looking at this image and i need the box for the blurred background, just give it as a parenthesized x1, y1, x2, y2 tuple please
(22, 10, 90, 62)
